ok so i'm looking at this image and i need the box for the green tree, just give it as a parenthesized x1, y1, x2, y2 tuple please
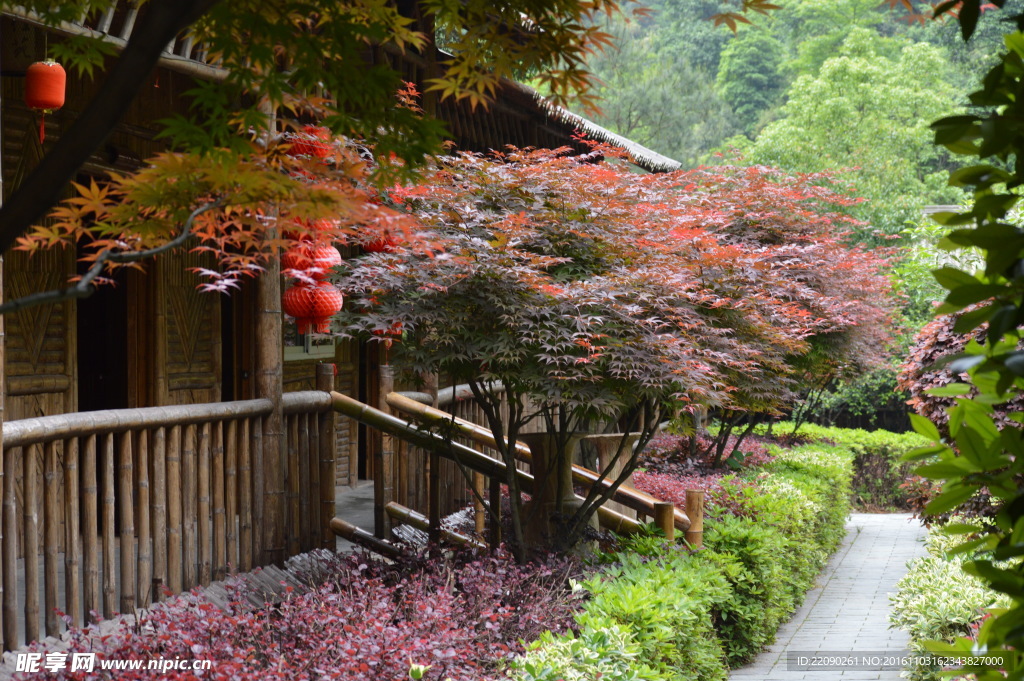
(588, 21, 736, 167)
(749, 28, 964, 238)
(715, 27, 785, 136)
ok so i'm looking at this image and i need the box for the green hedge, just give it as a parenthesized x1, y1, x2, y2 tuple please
(510, 443, 853, 681)
(783, 422, 929, 510)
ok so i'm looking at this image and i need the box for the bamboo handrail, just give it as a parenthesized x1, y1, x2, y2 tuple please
(329, 517, 404, 559)
(385, 502, 487, 550)
(2, 399, 273, 448)
(385, 392, 691, 531)
(330, 392, 643, 536)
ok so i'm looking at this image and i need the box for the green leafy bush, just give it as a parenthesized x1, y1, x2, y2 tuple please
(512, 442, 853, 679)
(773, 422, 929, 510)
(889, 521, 1008, 681)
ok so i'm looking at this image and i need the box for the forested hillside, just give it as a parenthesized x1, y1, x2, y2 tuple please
(588, 0, 1018, 237)
(580, 0, 1020, 431)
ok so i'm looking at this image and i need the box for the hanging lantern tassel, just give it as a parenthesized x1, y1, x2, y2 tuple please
(25, 60, 66, 144)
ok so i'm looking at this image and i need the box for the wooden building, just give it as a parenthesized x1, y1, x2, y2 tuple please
(0, 4, 678, 649)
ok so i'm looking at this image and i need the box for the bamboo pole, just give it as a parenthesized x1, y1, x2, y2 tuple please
(167, 426, 182, 594)
(151, 428, 167, 603)
(118, 433, 135, 615)
(197, 423, 211, 586)
(285, 415, 299, 555)
(384, 502, 486, 550)
(182, 424, 197, 589)
(24, 445, 39, 642)
(489, 475, 502, 546)
(255, 220, 285, 565)
(316, 364, 336, 549)
(307, 412, 320, 552)
(375, 367, 396, 539)
(239, 418, 253, 572)
(473, 473, 485, 536)
(0, 255, 6, 649)
(386, 393, 690, 530)
(44, 442, 59, 636)
(2, 444, 15, 649)
(82, 435, 99, 623)
(64, 438, 81, 627)
(101, 434, 116, 618)
(136, 432, 151, 608)
(328, 517, 403, 560)
(331, 392, 642, 536)
(654, 502, 675, 542)
(212, 422, 226, 581)
(225, 419, 238, 571)
(684, 490, 705, 549)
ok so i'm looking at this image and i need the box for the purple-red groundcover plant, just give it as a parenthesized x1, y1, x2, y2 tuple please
(19, 549, 581, 681)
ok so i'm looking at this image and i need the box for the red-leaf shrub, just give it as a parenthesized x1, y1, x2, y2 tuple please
(22, 550, 581, 681)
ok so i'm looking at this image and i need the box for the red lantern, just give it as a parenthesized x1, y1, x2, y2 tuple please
(282, 243, 342, 280)
(25, 60, 65, 143)
(282, 281, 344, 334)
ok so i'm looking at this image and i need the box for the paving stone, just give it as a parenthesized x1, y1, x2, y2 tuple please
(728, 513, 928, 681)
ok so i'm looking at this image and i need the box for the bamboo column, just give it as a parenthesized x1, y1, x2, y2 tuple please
(374, 366, 396, 539)
(423, 373, 440, 544)
(316, 364, 336, 549)
(0, 186, 6, 650)
(151, 428, 167, 603)
(684, 490, 705, 548)
(117, 434, 135, 615)
(654, 501, 675, 541)
(64, 438, 81, 626)
(255, 224, 285, 565)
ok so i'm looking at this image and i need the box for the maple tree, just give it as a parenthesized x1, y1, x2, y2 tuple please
(0, 0, 638, 286)
(334, 147, 897, 554)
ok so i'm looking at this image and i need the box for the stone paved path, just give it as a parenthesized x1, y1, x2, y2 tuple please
(729, 513, 929, 681)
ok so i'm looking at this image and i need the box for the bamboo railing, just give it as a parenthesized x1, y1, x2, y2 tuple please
(0, 390, 335, 650)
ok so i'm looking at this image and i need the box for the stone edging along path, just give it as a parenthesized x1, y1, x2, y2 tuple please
(730, 513, 928, 681)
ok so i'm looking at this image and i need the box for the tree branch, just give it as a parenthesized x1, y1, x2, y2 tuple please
(0, 199, 223, 316)
(0, 0, 221, 255)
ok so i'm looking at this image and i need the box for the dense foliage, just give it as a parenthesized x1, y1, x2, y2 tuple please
(512, 441, 853, 680)
(890, 520, 1008, 681)
(22, 550, 582, 681)
(335, 147, 895, 553)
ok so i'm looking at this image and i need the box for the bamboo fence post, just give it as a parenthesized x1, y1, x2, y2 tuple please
(473, 473, 485, 536)
(316, 364, 336, 549)
(118, 433, 135, 615)
(225, 419, 238, 571)
(212, 422, 226, 581)
(82, 434, 99, 623)
(197, 423, 211, 586)
(307, 412, 320, 552)
(64, 438, 81, 627)
(654, 501, 675, 542)
(0, 265, 5, 649)
(489, 475, 502, 547)
(375, 366, 395, 539)
(297, 413, 310, 552)
(2, 444, 15, 649)
(424, 374, 440, 544)
(167, 426, 182, 594)
(24, 445, 39, 643)
(255, 238, 285, 566)
(43, 442, 59, 637)
(151, 427, 167, 603)
(101, 433, 116, 619)
(239, 418, 253, 572)
(182, 424, 197, 589)
(287, 414, 300, 556)
(684, 490, 705, 548)
(136, 432, 151, 608)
